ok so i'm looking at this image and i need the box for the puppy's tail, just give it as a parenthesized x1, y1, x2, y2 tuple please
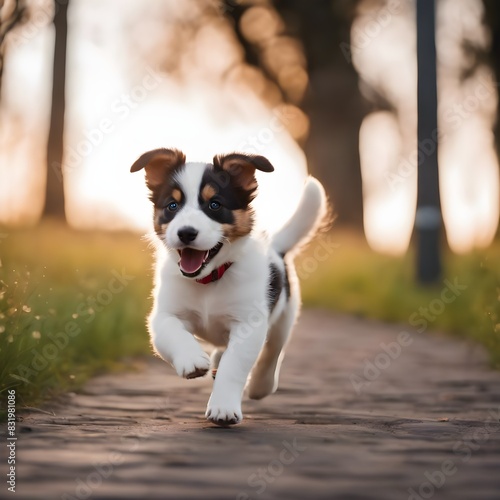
(271, 176, 329, 256)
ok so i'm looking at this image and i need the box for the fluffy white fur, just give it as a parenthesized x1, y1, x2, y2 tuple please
(135, 153, 326, 426)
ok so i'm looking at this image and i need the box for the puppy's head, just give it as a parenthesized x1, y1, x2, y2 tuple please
(131, 148, 274, 278)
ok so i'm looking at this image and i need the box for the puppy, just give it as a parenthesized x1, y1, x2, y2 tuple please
(131, 148, 327, 426)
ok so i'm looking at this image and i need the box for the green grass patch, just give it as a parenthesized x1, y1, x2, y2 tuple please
(0, 223, 499, 419)
(0, 222, 153, 418)
(299, 230, 500, 368)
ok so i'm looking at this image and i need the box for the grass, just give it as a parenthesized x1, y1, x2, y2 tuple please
(0, 222, 153, 417)
(0, 222, 499, 418)
(298, 230, 500, 368)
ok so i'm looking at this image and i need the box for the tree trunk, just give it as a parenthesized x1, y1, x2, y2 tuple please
(224, 0, 366, 228)
(0, 0, 26, 106)
(43, 0, 68, 220)
(304, 68, 365, 228)
(482, 0, 500, 157)
(276, 0, 366, 228)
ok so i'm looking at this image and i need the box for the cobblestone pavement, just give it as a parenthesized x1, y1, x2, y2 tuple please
(8, 311, 500, 500)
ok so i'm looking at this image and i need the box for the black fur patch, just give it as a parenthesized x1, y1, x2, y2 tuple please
(268, 263, 283, 312)
(199, 166, 254, 224)
(151, 166, 186, 235)
(155, 181, 185, 225)
(283, 261, 291, 300)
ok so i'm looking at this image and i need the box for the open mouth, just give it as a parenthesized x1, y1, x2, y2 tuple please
(177, 242, 223, 277)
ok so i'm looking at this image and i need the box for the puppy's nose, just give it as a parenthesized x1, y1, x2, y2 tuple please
(177, 226, 198, 244)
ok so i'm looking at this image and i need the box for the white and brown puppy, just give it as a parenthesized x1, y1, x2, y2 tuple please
(131, 148, 326, 426)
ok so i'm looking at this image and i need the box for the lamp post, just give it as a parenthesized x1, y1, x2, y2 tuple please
(415, 0, 442, 284)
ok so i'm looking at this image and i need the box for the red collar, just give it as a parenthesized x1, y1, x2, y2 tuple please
(196, 262, 233, 284)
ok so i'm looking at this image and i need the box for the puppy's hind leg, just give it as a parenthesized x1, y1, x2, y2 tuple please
(247, 303, 298, 400)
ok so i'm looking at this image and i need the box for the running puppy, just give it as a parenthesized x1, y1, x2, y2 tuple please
(131, 148, 327, 426)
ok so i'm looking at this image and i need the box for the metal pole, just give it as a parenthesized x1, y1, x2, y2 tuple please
(415, 0, 442, 284)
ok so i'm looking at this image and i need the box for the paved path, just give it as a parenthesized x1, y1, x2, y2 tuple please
(10, 311, 500, 499)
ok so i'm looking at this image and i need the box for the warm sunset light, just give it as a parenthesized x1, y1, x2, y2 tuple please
(353, 0, 499, 254)
(359, 111, 416, 255)
(0, 0, 308, 234)
(0, 0, 498, 252)
(3, 2, 500, 497)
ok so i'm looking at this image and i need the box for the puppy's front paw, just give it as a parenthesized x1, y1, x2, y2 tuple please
(205, 401, 243, 426)
(172, 351, 210, 379)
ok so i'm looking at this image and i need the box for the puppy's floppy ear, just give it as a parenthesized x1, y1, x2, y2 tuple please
(213, 153, 274, 191)
(130, 148, 186, 189)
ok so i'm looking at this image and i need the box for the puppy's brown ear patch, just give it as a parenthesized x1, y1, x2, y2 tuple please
(130, 148, 186, 190)
(213, 153, 274, 191)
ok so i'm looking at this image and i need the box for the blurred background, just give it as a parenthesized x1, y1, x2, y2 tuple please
(1, 0, 499, 250)
(0, 0, 499, 409)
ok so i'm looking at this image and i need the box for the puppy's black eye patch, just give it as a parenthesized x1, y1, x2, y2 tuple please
(199, 170, 249, 225)
(199, 168, 254, 210)
(157, 185, 184, 224)
(200, 195, 234, 224)
(160, 199, 181, 223)
(164, 200, 179, 215)
(197, 167, 258, 233)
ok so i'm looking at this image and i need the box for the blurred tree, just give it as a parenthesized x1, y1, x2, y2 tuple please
(482, 0, 500, 156)
(463, 0, 500, 241)
(43, 0, 68, 221)
(0, 0, 27, 104)
(222, 0, 368, 228)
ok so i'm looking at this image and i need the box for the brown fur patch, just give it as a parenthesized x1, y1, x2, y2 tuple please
(172, 188, 182, 203)
(222, 208, 254, 240)
(213, 153, 273, 192)
(130, 148, 186, 195)
(201, 184, 217, 202)
(153, 208, 168, 237)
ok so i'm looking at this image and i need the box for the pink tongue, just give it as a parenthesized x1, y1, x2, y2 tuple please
(179, 248, 207, 274)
